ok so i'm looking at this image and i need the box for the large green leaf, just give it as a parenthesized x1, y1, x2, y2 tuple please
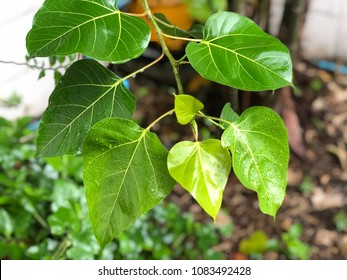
(174, 94, 204, 125)
(26, 0, 150, 63)
(186, 12, 293, 91)
(37, 59, 135, 157)
(221, 106, 289, 217)
(83, 118, 175, 247)
(167, 139, 231, 220)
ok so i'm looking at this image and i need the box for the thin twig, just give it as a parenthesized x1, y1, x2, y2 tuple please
(0, 60, 66, 71)
(141, 0, 184, 95)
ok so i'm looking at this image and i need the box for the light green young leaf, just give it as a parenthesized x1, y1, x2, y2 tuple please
(26, 0, 150, 63)
(174, 94, 204, 125)
(221, 106, 289, 217)
(186, 11, 293, 91)
(220, 102, 239, 129)
(37, 59, 135, 157)
(83, 118, 175, 248)
(167, 139, 231, 220)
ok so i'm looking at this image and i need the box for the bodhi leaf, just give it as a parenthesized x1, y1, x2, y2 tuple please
(186, 11, 293, 91)
(26, 0, 150, 63)
(37, 59, 135, 157)
(220, 102, 239, 129)
(154, 13, 204, 39)
(221, 106, 289, 217)
(174, 94, 204, 125)
(167, 139, 231, 220)
(83, 118, 175, 247)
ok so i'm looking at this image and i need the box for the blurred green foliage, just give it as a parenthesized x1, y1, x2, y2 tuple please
(0, 116, 228, 259)
(299, 176, 314, 193)
(239, 224, 311, 260)
(281, 224, 311, 260)
(334, 211, 347, 232)
(184, 0, 227, 23)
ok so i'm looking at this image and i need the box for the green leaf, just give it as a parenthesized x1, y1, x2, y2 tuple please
(48, 207, 80, 236)
(167, 139, 231, 220)
(221, 106, 289, 217)
(220, 102, 239, 129)
(37, 59, 135, 157)
(154, 13, 203, 39)
(0, 209, 13, 238)
(26, 0, 150, 63)
(66, 227, 100, 260)
(185, 0, 228, 23)
(239, 230, 269, 255)
(83, 118, 175, 247)
(186, 12, 293, 91)
(174, 94, 204, 125)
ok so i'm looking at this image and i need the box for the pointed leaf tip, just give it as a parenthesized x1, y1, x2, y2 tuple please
(167, 139, 231, 220)
(83, 118, 175, 247)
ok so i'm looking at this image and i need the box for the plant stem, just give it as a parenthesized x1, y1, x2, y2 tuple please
(162, 33, 202, 42)
(146, 109, 175, 131)
(33, 211, 48, 229)
(0, 60, 67, 71)
(52, 235, 71, 260)
(141, 0, 184, 94)
(122, 52, 164, 81)
(196, 112, 228, 129)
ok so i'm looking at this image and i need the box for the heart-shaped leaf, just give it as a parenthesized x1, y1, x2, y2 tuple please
(26, 0, 150, 63)
(83, 118, 175, 247)
(167, 139, 231, 220)
(37, 59, 135, 157)
(186, 12, 293, 91)
(174, 94, 204, 125)
(221, 106, 289, 217)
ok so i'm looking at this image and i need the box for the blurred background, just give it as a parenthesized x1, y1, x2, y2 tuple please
(0, 0, 346, 260)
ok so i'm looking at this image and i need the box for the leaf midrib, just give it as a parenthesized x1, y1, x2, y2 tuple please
(200, 40, 289, 83)
(39, 81, 121, 155)
(100, 130, 147, 244)
(231, 124, 267, 192)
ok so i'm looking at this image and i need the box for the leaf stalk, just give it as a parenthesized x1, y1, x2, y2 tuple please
(141, 0, 184, 95)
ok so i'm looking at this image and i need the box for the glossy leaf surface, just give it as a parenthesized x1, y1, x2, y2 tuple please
(37, 59, 135, 157)
(167, 140, 231, 220)
(174, 94, 204, 125)
(221, 106, 289, 217)
(83, 118, 175, 247)
(186, 12, 293, 91)
(26, 0, 150, 63)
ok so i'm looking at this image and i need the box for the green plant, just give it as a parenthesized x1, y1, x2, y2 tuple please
(238, 225, 311, 260)
(0, 117, 226, 259)
(333, 211, 347, 232)
(26, 0, 292, 248)
(281, 224, 311, 260)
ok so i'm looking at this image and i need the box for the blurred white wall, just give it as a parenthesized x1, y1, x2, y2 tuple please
(302, 0, 347, 63)
(0, 0, 54, 120)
